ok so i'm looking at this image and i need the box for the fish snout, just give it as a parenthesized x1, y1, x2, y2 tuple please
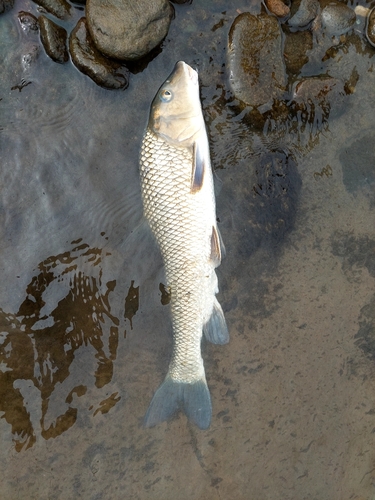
(176, 61, 198, 85)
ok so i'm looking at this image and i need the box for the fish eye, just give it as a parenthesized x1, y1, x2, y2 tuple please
(160, 89, 173, 102)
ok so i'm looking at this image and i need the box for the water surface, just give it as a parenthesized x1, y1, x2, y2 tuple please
(1, 0, 375, 498)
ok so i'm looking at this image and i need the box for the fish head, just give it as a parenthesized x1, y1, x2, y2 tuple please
(148, 61, 205, 148)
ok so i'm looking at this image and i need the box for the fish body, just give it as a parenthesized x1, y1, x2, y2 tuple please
(139, 61, 228, 429)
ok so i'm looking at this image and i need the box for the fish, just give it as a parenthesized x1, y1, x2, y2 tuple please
(139, 61, 229, 429)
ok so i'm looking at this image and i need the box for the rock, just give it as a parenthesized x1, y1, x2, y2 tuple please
(288, 0, 319, 28)
(289, 76, 346, 124)
(283, 29, 313, 76)
(31, 0, 71, 20)
(18, 11, 39, 32)
(69, 18, 129, 90)
(86, 0, 173, 60)
(366, 7, 375, 47)
(314, 1, 356, 36)
(228, 13, 287, 109)
(265, 0, 290, 18)
(39, 15, 68, 64)
(292, 76, 344, 101)
(0, 0, 14, 14)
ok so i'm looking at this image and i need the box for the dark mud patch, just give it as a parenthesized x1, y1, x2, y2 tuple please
(232, 148, 302, 258)
(331, 231, 375, 282)
(339, 135, 375, 202)
(354, 294, 375, 363)
(219, 148, 300, 322)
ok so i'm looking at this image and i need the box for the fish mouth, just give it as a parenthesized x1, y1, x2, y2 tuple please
(175, 61, 198, 85)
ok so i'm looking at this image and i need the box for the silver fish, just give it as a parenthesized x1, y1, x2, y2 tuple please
(139, 61, 229, 429)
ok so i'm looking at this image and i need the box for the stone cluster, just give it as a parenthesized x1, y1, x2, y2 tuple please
(227, 0, 360, 129)
(2, 0, 181, 89)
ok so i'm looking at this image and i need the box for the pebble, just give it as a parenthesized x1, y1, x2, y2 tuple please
(18, 11, 39, 32)
(288, 0, 319, 28)
(39, 15, 69, 64)
(228, 12, 287, 109)
(315, 1, 356, 36)
(31, 0, 71, 20)
(265, 0, 290, 18)
(354, 5, 369, 19)
(366, 7, 375, 47)
(69, 18, 130, 89)
(86, 0, 173, 60)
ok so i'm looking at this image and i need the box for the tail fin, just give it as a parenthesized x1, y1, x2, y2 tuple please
(203, 298, 229, 345)
(144, 377, 212, 429)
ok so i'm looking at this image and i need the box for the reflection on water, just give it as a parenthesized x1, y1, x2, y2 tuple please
(0, 241, 121, 450)
(1, 0, 375, 497)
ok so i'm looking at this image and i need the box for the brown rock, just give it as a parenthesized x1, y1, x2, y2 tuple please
(366, 7, 375, 48)
(228, 13, 287, 109)
(31, 0, 71, 20)
(284, 29, 313, 76)
(18, 11, 39, 32)
(39, 15, 69, 64)
(289, 76, 346, 124)
(69, 18, 129, 90)
(265, 0, 290, 18)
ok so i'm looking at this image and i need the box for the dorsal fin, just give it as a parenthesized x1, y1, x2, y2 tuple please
(191, 141, 206, 193)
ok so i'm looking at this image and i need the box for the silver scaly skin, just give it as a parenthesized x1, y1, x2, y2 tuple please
(139, 61, 228, 429)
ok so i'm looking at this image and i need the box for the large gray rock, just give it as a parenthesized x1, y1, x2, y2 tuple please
(228, 13, 287, 110)
(86, 0, 174, 60)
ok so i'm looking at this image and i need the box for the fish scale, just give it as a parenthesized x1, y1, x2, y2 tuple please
(140, 130, 213, 384)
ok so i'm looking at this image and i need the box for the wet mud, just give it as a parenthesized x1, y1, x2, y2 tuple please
(1, 0, 375, 499)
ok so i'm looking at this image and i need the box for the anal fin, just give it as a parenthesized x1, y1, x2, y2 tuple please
(203, 298, 229, 345)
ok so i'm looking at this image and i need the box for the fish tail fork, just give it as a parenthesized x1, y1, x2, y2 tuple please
(144, 377, 212, 429)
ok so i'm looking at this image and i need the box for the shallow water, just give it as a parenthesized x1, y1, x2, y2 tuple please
(1, 0, 375, 498)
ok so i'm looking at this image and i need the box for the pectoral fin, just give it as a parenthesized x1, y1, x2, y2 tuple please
(210, 225, 226, 266)
(191, 141, 206, 193)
